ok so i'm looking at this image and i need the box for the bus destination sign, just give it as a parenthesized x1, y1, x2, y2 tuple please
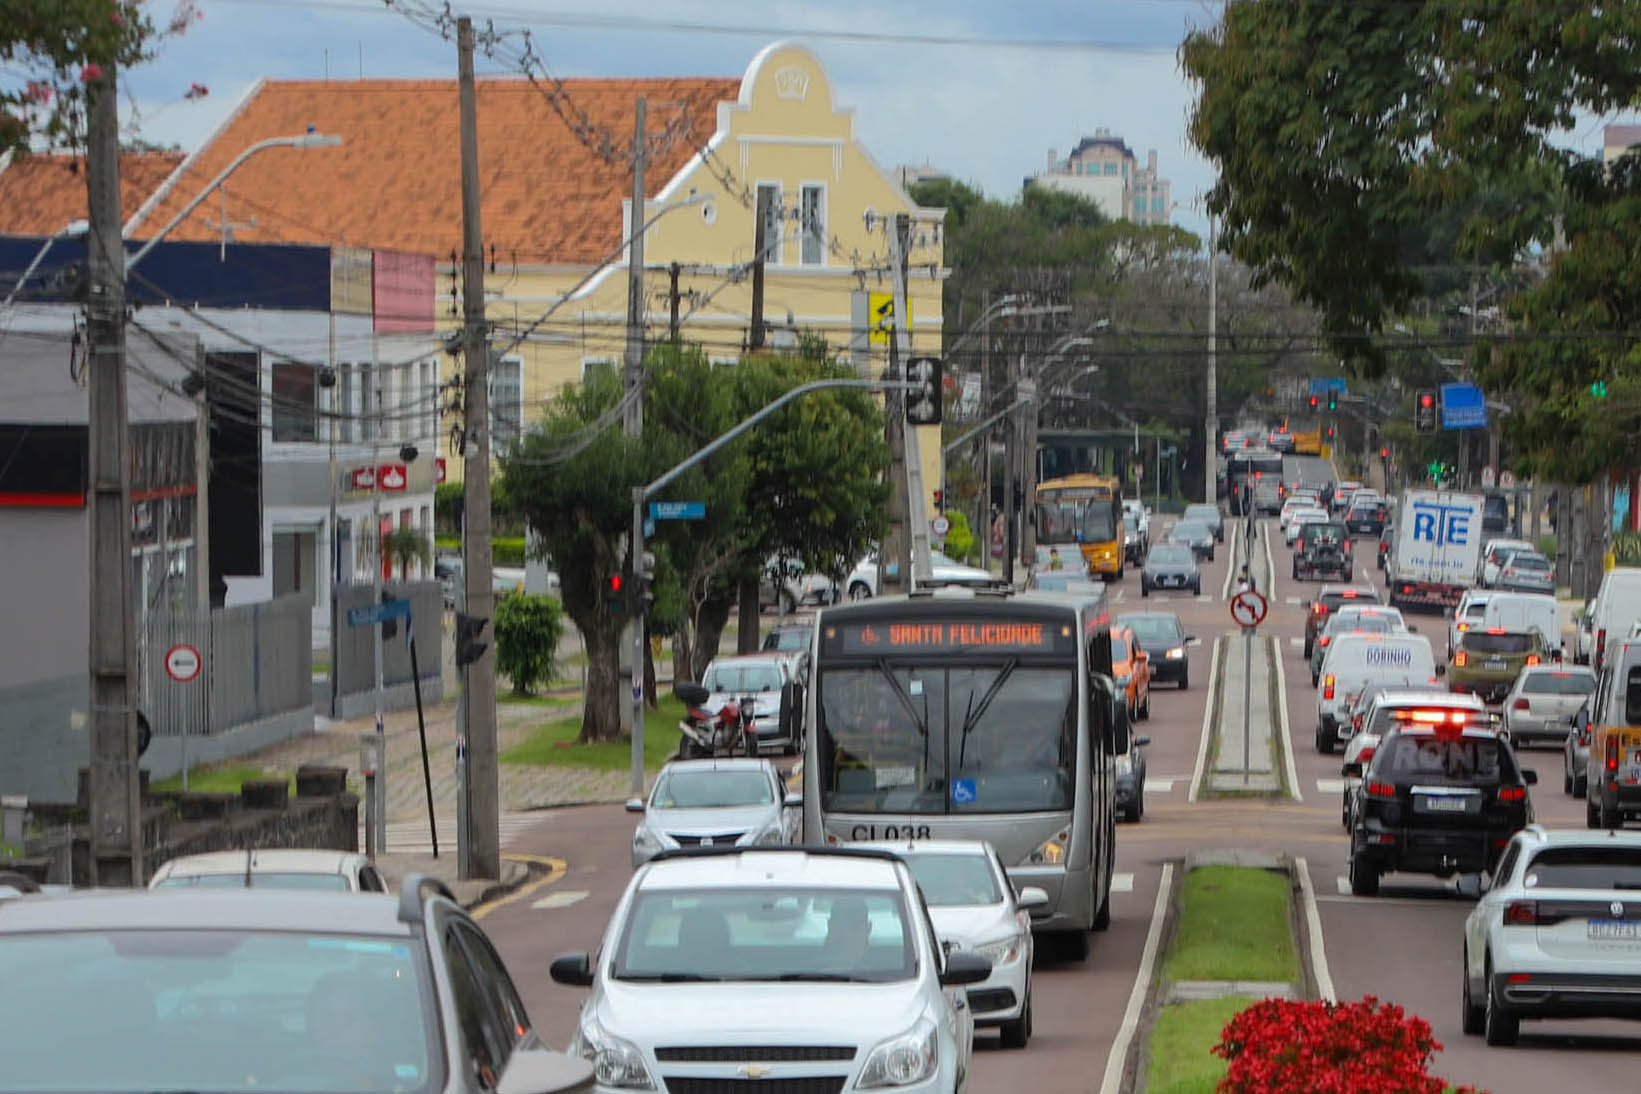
(823, 619, 1077, 656)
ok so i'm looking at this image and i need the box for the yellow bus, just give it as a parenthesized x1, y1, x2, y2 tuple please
(1035, 474, 1127, 581)
(1288, 418, 1323, 456)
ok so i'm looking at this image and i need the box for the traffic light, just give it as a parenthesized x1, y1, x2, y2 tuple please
(1327, 390, 1338, 411)
(1380, 447, 1390, 460)
(636, 551, 655, 609)
(1308, 394, 1320, 410)
(933, 489, 944, 511)
(604, 572, 626, 613)
(905, 356, 943, 426)
(1593, 380, 1609, 398)
(455, 612, 488, 667)
(380, 591, 400, 641)
(1325, 425, 1335, 438)
(1414, 390, 1437, 433)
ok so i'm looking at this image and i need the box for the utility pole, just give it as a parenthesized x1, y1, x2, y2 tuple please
(879, 213, 913, 596)
(749, 187, 771, 351)
(1205, 213, 1218, 505)
(623, 95, 646, 436)
(85, 63, 143, 886)
(457, 16, 499, 880)
(668, 261, 681, 340)
(368, 370, 385, 856)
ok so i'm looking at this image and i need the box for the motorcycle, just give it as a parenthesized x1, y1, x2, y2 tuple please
(674, 682, 760, 758)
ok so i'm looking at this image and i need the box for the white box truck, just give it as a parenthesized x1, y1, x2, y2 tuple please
(1386, 489, 1485, 611)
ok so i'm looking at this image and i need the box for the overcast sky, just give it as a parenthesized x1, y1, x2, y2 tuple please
(113, 0, 1621, 244)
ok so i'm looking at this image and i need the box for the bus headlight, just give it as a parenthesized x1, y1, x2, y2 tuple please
(1022, 832, 1068, 865)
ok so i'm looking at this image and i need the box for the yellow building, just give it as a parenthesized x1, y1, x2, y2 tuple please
(132, 42, 948, 511)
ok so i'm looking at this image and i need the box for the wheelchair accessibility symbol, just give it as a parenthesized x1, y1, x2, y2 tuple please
(950, 778, 977, 805)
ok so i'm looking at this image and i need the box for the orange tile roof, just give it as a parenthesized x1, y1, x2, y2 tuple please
(127, 77, 738, 263)
(0, 151, 184, 236)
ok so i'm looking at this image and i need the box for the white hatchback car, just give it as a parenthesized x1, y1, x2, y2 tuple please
(1462, 825, 1641, 1045)
(857, 840, 1046, 1049)
(550, 848, 987, 1093)
(147, 849, 386, 892)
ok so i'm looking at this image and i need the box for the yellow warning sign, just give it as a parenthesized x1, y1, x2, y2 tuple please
(869, 291, 906, 346)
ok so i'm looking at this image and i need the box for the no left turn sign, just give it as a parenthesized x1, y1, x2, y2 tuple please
(164, 643, 202, 683)
(1229, 590, 1268, 629)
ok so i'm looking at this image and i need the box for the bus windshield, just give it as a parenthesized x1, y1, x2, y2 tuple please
(817, 664, 1076, 815)
(1035, 489, 1118, 545)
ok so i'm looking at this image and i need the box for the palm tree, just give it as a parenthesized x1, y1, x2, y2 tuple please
(382, 526, 432, 581)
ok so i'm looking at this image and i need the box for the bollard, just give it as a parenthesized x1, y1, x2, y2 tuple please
(359, 734, 382, 858)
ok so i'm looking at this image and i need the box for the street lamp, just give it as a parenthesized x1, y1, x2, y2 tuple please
(126, 131, 343, 271)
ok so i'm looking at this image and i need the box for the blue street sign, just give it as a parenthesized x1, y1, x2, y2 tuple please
(643, 519, 656, 538)
(1440, 382, 1487, 430)
(648, 501, 706, 521)
(347, 600, 413, 627)
(1308, 377, 1349, 396)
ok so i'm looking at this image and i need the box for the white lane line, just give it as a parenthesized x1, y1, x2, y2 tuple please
(1261, 520, 1276, 597)
(531, 889, 589, 910)
(1114, 589, 1126, 603)
(1221, 520, 1240, 601)
(1316, 778, 1346, 794)
(1336, 875, 1351, 896)
(1285, 596, 1302, 606)
(1098, 862, 1174, 1094)
(1112, 872, 1135, 894)
(1187, 637, 1224, 803)
(1361, 567, 1375, 584)
(1289, 637, 1304, 648)
(1295, 858, 1336, 1002)
(1196, 596, 1213, 604)
(1143, 779, 1175, 794)
(1272, 635, 1301, 802)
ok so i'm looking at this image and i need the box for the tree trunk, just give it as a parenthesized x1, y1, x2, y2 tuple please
(576, 618, 624, 742)
(671, 632, 692, 693)
(693, 593, 734, 680)
(643, 631, 658, 708)
(737, 571, 760, 654)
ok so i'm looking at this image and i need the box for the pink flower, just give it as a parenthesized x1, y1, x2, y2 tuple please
(80, 64, 105, 83)
(184, 82, 209, 101)
(24, 81, 53, 105)
(111, 11, 124, 25)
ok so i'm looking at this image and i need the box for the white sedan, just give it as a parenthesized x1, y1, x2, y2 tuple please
(1285, 508, 1329, 545)
(1462, 826, 1641, 1046)
(845, 549, 993, 599)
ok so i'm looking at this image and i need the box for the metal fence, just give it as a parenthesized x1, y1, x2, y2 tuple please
(139, 594, 313, 740)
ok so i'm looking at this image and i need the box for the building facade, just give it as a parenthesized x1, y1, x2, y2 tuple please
(1029, 128, 1172, 226)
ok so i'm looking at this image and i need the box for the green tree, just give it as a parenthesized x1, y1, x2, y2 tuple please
(381, 526, 431, 578)
(493, 594, 565, 696)
(941, 509, 976, 566)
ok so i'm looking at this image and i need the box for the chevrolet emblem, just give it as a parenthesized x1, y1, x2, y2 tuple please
(701, 837, 714, 847)
(1613, 900, 1625, 919)
(739, 1065, 773, 1079)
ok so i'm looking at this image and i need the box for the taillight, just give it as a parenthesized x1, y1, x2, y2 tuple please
(1456, 622, 1471, 632)
(1607, 737, 1620, 773)
(1358, 746, 1376, 764)
(1323, 674, 1335, 700)
(1320, 636, 1332, 647)
(1503, 900, 1538, 926)
(1512, 698, 1530, 711)
(1498, 785, 1527, 803)
(1454, 651, 1468, 667)
(1365, 780, 1396, 799)
(1526, 654, 1541, 667)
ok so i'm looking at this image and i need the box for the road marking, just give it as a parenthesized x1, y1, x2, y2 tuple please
(1336, 875, 1351, 896)
(1221, 521, 1241, 601)
(1112, 872, 1135, 893)
(1294, 857, 1336, 1003)
(1196, 596, 1213, 604)
(1316, 778, 1346, 794)
(531, 888, 589, 910)
(1285, 596, 1301, 606)
(1114, 589, 1125, 602)
(1187, 636, 1224, 803)
(470, 853, 568, 921)
(1272, 635, 1301, 802)
(1289, 637, 1304, 648)
(1361, 567, 1375, 584)
(1098, 862, 1173, 1094)
(1143, 778, 1175, 794)
(1261, 521, 1276, 599)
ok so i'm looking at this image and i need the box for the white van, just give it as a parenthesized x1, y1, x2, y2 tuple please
(1480, 592, 1561, 656)
(1316, 632, 1440, 750)
(1589, 568, 1641, 671)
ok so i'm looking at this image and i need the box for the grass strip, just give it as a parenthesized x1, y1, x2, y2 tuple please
(1145, 996, 1252, 1094)
(501, 695, 687, 772)
(1163, 866, 1299, 984)
(151, 766, 294, 796)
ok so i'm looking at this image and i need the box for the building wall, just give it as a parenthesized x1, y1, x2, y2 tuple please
(1030, 173, 1126, 221)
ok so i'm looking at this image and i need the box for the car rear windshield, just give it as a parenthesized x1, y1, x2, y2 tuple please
(1380, 733, 1510, 785)
(153, 873, 350, 891)
(900, 853, 1004, 907)
(1464, 632, 1534, 654)
(765, 630, 809, 651)
(703, 663, 784, 692)
(1305, 525, 1350, 548)
(1506, 555, 1550, 572)
(1110, 636, 1131, 662)
(1521, 672, 1595, 696)
(1323, 590, 1379, 610)
(1523, 847, 1641, 891)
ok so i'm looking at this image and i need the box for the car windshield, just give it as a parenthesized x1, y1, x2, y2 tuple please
(0, 929, 435, 1094)
(1523, 847, 1641, 891)
(1465, 632, 1534, 654)
(1111, 635, 1131, 662)
(1184, 506, 1218, 522)
(1380, 733, 1508, 785)
(817, 665, 1077, 814)
(1325, 616, 1392, 638)
(652, 768, 773, 808)
(153, 873, 350, 891)
(1304, 525, 1348, 548)
(704, 663, 783, 692)
(1149, 546, 1194, 566)
(765, 629, 809, 652)
(613, 888, 914, 983)
(901, 853, 1004, 907)
(1521, 671, 1595, 696)
(1121, 616, 1183, 647)
(1323, 591, 1377, 611)
(1505, 555, 1550, 573)
(1172, 521, 1209, 540)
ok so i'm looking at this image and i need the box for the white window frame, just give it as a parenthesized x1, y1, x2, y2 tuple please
(799, 182, 826, 267)
(756, 181, 784, 266)
(580, 356, 617, 380)
(489, 353, 524, 448)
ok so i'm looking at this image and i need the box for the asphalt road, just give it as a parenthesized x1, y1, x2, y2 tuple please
(477, 514, 1635, 1094)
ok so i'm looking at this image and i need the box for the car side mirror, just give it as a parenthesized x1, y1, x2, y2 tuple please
(1434, 664, 1447, 677)
(1135, 735, 1151, 748)
(1406, 626, 1418, 634)
(549, 952, 595, 987)
(1185, 636, 1201, 646)
(784, 792, 802, 807)
(939, 950, 992, 987)
(1016, 886, 1051, 915)
(1342, 762, 1363, 778)
(1455, 874, 1486, 901)
(624, 798, 645, 813)
(1522, 769, 1539, 786)
(496, 1045, 595, 1094)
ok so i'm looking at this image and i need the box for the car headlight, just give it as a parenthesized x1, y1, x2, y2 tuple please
(571, 1014, 654, 1090)
(1022, 832, 1067, 865)
(857, 1017, 938, 1089)
(969, 933, 1026, 966)
(632, 825, 663, 853)
(1166, 647, 1185, 659)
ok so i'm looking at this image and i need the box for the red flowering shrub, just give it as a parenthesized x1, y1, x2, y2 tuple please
(1213, 996, 1486, 1094)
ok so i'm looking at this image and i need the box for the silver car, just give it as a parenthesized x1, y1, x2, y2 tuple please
(628, 758, 798, 867)
(1494, 550, 1555, 595)
(1502, 664, 1595, 746)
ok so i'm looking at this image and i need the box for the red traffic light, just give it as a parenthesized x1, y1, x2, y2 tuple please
(1309, 395, 1320, 409)
(1380, 447, 1389, 459)
(608, 574, 623, 593)
(1419, 393, 1435, 408)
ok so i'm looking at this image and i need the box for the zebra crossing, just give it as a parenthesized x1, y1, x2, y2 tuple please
(364, 812, 546, 857)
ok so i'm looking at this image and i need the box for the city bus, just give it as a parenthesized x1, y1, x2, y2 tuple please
(1034, 474, 1126, 580)
(802, 590, 1123, 959)
(1226, 448, 1285, 514)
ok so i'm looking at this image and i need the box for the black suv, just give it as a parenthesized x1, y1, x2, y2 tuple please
(1344, 725, 1536, 896)
(1302, 585, 1381, 658)
(1345, 497, 1388, 536)
(1117, 611, 1195, 689)
(1293, 521, 1353, 583)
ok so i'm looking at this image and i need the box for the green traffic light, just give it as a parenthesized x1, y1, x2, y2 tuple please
(1593, 380, 1609, 398)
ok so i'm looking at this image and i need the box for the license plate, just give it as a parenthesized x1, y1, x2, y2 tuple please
(1423, 797, 1468, 812)
(1484, 658, 1507, 671)
(1588, 920, 1641, 941)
